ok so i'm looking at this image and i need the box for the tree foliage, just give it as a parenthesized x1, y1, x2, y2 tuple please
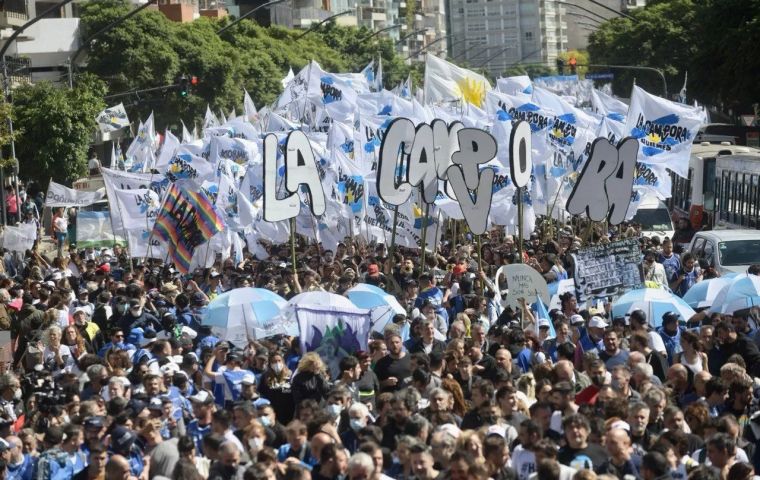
(77, 1, 419, 130)
(587, 0, 760, 109)
(13, 74, 106, 186)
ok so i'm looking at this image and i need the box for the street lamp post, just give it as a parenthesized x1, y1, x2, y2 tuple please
(296, 9, 355, 40)
(360, 23, 402, 42)
(68, 0, 159, 88)
(405, 33, 453, 61)
(580, 63, 667, 96)
(217, 0, 289, 35)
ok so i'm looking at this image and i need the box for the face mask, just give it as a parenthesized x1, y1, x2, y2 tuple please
(258, 416, 272, 427)
(13, 389, 21, 401)
(272, 363, 283, 374)
(591, 374, 606, 387)
(116, 304, 128, 314)
(131, 308, 142, 316)
(327, 403, 343, 417)
(248, 437, 264, 450)
(349, 419, 365, 432)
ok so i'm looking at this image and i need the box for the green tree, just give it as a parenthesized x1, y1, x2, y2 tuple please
(0, 100, 17, 169)
(587, 0, 697, 99)
(691, 0, 760, 109)
(13, 74, 106, 186)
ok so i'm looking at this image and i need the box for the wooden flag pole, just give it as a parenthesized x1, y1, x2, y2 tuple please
(517, 187, 524, 263)
(290, 217, 297, 276)
(419, 202, 430, 275)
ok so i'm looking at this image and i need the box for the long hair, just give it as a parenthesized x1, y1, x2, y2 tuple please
(296, 352, 326, 376)
(441, 377, 467, 417)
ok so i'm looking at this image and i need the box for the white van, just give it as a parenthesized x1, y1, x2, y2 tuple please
(688, 230, 760, 275)
(631, 196, 675, 241)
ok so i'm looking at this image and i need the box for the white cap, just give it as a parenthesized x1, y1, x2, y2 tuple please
(73, 307, 89, 316)
(160, 363, 180, 377)
(569, 314, 585, 326)
(538, 318, 551, 329)
(181, 326, 198, 339)
(589, 316, 608, 329)
(241, 373, 256, 386)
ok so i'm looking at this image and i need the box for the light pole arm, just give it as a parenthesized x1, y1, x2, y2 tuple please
(295, 9, 354, 40)
(0, 0, 77, 59)
(581, 63, 667, 97)
(217, 0, 288, 35)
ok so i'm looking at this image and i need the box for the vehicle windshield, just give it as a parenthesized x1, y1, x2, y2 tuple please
(718, 240, 760, 266)
(632, 208, 672, 231)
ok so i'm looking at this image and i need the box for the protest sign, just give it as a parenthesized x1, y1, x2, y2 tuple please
(495, 264, 550, 310)
(77, 210, 120, 248)
(0, 223, 36, 253)
(572, 238, 644, 302)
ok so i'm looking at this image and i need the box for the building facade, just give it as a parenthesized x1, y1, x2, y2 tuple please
(447, 0, 567, 77)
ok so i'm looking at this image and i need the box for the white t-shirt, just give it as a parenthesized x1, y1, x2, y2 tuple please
(54, 216, 68, 233)
(512, 445, 536, 480)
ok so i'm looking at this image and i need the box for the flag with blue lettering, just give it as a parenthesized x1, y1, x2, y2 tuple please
(625, 85, 703, 178)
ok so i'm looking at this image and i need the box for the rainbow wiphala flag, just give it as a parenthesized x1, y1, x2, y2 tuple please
(151, 182, 224, 273)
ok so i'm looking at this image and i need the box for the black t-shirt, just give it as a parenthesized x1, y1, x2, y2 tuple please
(373, 353, 412, 392)
(558, 443, 608, 471)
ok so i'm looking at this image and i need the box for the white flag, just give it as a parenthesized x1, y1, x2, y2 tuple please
(45, 181, 104, 207)
(0, 223, 37, 253)
(112, 188, 160, 231)
(95, 103, 130, 133)
(625, 85, 703, 178)
(423, 53, 492, 107)
(243, 89, 258, 122)
(125, 112, 156, 160)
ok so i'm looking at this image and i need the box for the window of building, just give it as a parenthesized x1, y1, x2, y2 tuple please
(525, 31, 533, 39)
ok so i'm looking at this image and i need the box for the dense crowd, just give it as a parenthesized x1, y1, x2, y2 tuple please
(0, 217, 758, 480)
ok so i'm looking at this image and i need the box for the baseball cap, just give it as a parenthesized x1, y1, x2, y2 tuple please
(253, 398, 271, 409)
(538, 318, 551, 329)
(73, 306, 89, 316)
(569, 314, 585, 326)
(189, 390, 215, 405)
(241, 373, 256, 386)
(110, 426, 137, 453)
(141, 328, 157, 347)
(191, 292, 206, 305)
(588, 316, 608, 329)
(148, 397, 163, 411)
(83, 416, 105, 430)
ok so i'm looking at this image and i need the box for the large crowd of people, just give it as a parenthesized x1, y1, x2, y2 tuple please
(0, 216, 758, 480)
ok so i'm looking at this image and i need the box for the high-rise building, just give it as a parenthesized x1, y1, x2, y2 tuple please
(563, 0, 645, 50)
(397, 0, 446, 62)
(447, 0, 567, 77)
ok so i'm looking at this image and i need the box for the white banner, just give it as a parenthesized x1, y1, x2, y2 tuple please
(95, 103, 130, 133)
(45, 182, 104, 208)
(0, 223, 37, 253)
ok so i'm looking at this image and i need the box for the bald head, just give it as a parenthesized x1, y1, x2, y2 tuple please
(605, 428, 632, 460)
(310, 432, 335, 461)
(105, 454, 130, 479)
(627, 351, 645, 367)
(694, 370, 711, 396)
(554, 360, 574, 381)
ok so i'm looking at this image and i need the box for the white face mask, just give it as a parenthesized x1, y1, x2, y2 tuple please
(13, 389, 21, 401)
(349, 419, 365, 432)
(272, 363, 283, 374)
(327, 403, 343, 417)
(248, 437, 264, 450)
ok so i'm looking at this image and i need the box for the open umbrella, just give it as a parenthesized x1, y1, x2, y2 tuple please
(612, 288, 696, 327)
(709, 274, 760, 314)
(346, 283, 406, 333)
(203, 288, 288, 343)
(682, 276, 735, 309)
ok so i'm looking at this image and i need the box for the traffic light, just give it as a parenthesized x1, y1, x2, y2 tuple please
(556, 58, 565, 75)
(178, 74, 189, 97)
(569, 57, 577, 74)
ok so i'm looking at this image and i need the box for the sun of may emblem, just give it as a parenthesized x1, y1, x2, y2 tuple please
(455, 77, 486, 106)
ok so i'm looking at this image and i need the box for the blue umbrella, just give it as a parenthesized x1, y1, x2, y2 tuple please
(203, 288, 289, 343)
(682, 275, 735, 309)
(709, 274, 760, 314)
(346, 283, 407, 333)
(612, 288, 696, 327)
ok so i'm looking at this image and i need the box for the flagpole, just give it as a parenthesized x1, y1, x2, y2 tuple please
(388, 206, 399, 264)
(419, 202, 430, 275)
(477, 234, 483, 295)
(517, 187, 524, 263)
(290, 217, 297, 276)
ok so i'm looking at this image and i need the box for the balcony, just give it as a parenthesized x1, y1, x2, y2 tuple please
(3, 56, 31, 87)
(0, 9, 27, 28)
